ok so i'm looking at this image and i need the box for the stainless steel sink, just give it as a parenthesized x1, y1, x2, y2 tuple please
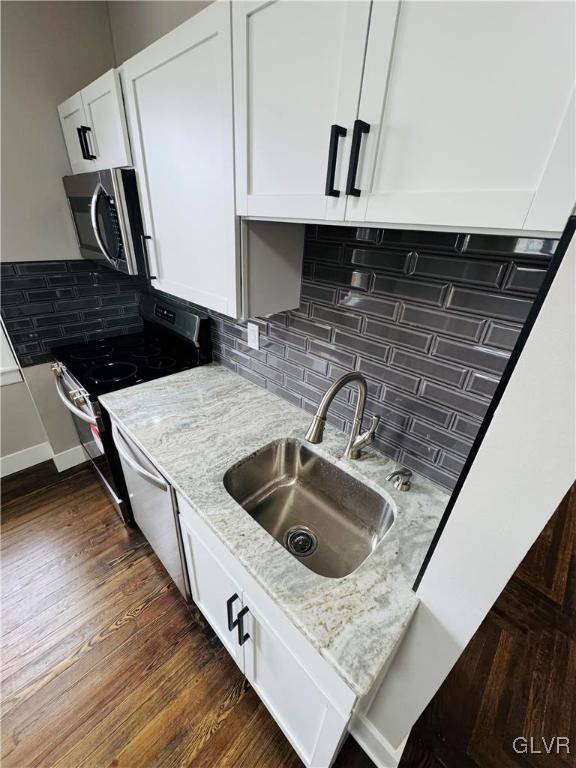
(223, 438, 395, 578)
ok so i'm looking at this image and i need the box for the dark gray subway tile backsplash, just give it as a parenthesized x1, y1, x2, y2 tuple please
(1, 223, 556, 492)
(1, 261, 148, 366)
(203, 224, 556, 491)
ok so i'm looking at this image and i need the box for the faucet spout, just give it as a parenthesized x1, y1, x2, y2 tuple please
(305, 372, 380, 460)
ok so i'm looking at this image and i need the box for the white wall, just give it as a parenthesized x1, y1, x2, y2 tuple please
(107, 1, 212, 63)
(23, 363, 85, 460)
(0, 323, 81, 474)
(0, 378, 48, 456)
(0, 375, 51, 477)
(1, 321, 21, 386)
(1, 1, 115, 263)
(353, 233, 576, 765)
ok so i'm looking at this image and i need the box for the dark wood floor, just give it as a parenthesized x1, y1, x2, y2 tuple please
(0, 462, 375, 768)
(399, 482, 576, 768)
(2, 463, 574, 768)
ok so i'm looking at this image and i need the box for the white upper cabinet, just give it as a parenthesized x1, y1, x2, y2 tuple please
(80, 70, 132, 170)
(58, 70, 131, 174)
(233, 0, 371, 221)
(58, 93, 92, 174)
(232, 0, 575, 234)
(121, 2, 304, 319)
(121, 2, 239, 315)
(347, 0, 575, 233)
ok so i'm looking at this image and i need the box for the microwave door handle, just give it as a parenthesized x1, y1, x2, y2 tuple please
(111, 423, 169, 492)
(54, 374, 97, 425)
(90, 183, 116, 266)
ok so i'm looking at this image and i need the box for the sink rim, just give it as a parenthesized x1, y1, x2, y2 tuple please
(222, 436, 398, 580)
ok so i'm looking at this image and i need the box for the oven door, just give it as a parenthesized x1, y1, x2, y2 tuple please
(53, 365, 130, 523)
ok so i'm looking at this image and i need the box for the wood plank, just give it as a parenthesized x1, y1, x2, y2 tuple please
(0, 465, 376, 768)
(1, 460, 89, 507)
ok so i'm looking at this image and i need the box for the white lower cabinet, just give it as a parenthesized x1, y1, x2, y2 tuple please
(242, 600, 353, 767)
(178, 494, 356, 768)
(180, 516, 245, 670)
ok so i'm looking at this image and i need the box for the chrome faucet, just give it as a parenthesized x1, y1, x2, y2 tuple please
(305, 372, 380, 459)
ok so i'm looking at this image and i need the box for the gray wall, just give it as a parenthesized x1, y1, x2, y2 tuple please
(1, 2, 117, 468)
(1, 1, 116, 264)
(107, 1, 212, 63)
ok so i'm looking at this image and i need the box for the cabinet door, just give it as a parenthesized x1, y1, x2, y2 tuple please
(242, 600, 351, 767)
(121, 2, 239, 315)
(179, 515, 245, 671)
(57, 92, 94, 174)
(233, 0, 370, 221)
(80, 70, 132, 171)
(348, 0, 576, 233)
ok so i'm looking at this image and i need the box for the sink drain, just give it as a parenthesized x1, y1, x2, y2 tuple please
(284, 526, 318, 557)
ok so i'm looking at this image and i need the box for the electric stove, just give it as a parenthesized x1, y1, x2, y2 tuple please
(50, 293, 211, 523)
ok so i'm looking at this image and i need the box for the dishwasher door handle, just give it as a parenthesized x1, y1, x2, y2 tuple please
(111, 423, 169, 492)
(54, 373, 97, 425)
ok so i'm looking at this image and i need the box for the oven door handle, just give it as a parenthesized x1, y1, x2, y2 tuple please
(55, 374, 97, 425)
(90, 183, 116, 267)
(111, 423, 169, 492)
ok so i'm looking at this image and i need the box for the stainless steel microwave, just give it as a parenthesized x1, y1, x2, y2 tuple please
(63, 168, 147, 276)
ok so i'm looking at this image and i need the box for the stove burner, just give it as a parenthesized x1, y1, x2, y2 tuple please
(70, 343, 113, 361)
(130, 344, 162, 358)
(87, 361, 138, 385)
(145, 356, 177, 372)
(115, 335, 159, 348)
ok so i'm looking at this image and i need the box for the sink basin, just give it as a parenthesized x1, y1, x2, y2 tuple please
(223, 438, 395, 578)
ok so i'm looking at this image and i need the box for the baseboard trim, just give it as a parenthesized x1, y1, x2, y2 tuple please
(0, 441, 53, 478)
(349, 714, 407, 768)
(53, 444, 87, 472)
(0, 368, 23, 386)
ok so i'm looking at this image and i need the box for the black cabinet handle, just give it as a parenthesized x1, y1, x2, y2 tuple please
(226, 593, 240, 631)
(325, 124, 347, 197)
(237, 606, 250, 646)
(345, 119, 370, 197)
(77, 125, 96, 160)
(82, 126, 97, 160)
(77, 127, 88, 160)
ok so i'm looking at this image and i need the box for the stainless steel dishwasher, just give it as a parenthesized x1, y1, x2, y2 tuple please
(111, 421, 190, 600)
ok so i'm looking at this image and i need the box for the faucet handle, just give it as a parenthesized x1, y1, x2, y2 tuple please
(367, 414, 380, 436)
(346, 414, 380, 459)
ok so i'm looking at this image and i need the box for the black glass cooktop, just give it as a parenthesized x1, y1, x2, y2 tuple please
(54, 326, 201, 398)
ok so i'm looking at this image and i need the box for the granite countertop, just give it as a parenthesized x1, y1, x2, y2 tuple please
(100, 364, 448, 697)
